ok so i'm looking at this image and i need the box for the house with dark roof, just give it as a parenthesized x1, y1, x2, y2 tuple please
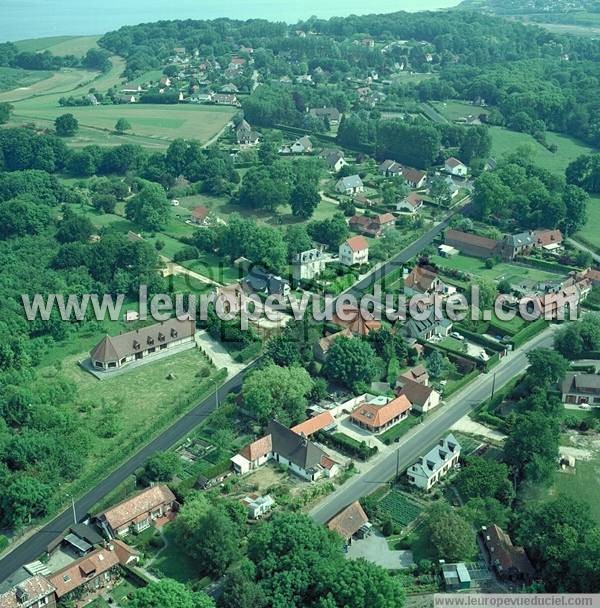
(407, 434, 461, 490)
(445, 229, 500, 259)
(350, 394, 412, 433)
(397, 377, 441, 413)
(292, 248, 328, 283)
(401, 166, 427, 189)
(244, 266, 291, 296)
(404, 311, 452, 340)
(327, 501, 370, 543)
(561, 372, 600, 405)
(309, 106, 342, 125)
(236, 120, 260, 146)
(444, 157, 468, 177)
(320, 148, 347, 172)
(399, 365, 429, 386)
(291, 135, 313, 154)
(89, 319, 196, 372)
(230, 420, 339, 481)
(378, 159, 404, 178)
(501, 232, 535, 260)
(336, 175, 364, 195)
(480, 524, 535, 583)
(95, 485, 177, 538)
(349, 213, 395, 238)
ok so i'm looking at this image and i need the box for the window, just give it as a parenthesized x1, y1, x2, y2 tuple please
(95, 361, 103, 368)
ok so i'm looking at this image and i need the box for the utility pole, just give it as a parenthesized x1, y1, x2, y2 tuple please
(395, 449, 400, 481)
(68, 495, 77, 524)
(490, 371, 497, 399)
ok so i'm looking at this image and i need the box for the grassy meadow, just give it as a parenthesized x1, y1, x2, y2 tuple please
(575, 195, 600, 251)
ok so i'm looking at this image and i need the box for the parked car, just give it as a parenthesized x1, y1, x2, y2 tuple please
(450, 332, 464, 340)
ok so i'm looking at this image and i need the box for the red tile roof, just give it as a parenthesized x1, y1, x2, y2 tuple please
(192, 206, 209, 220)
(344, 235, 369, 252)
(332, 305, 381, 336)
(445, 157, 464, 168)
(327, 501, 369, 540)
(351, 394, 412, 429)
(405, 265, 438, 292)
(445, 229, 498, 253)
(240, 434, 273, 461)
(533, 229, 562, 247)
(482, 524, 535, 576)
(291, 411, 335, 436)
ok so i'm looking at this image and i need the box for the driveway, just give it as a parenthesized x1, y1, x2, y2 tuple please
(195, 331, 247, 378)
(347, 531, 413, 569)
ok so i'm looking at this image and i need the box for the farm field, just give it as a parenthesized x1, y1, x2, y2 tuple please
(0, 68, 99, 102)
(431, 253, 563, 284)
(10, 103, 236, 147)
(0, 66, 54, 93)
(14, 35, 100, 55)
(489, 126, 596, 175)
(378, 490, 423, 526)
(575, 195, 600, 251)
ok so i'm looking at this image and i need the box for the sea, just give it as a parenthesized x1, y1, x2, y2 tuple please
(1, 0, 460, 43)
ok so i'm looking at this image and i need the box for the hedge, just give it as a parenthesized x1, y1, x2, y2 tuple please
(509, 318, 548, 348)
(514, 255, 579, 274)
(233, 341, 262, 363)
(572, 350, 600, 360)
(319, 431, 378, 461)
(443, 369, 479, 397)
(454, 325, 507, 353)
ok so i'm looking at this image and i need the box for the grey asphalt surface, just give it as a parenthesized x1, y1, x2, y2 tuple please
(0, 209, 457, 582)
(310, 327, 555, 524)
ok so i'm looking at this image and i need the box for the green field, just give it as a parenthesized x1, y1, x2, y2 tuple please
(431, 253, 564, 284)
(0, 67, 54, 93)
(553, 454, 600, 525)
(378, 490, 423, 526)
(575, 195, 600, 251)
(432, 100, 488, 122)
(489, 126, 596, 175)
(14, 35, 100, 56)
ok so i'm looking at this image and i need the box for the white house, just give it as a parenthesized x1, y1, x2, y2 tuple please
(292, 248, 328, 282)
(291, 136, 313, 154)
(444, 157, 468, 177)
(396, 192, 423, 214)
(339, 235, 369, 266)
(397, 378, 441, 413)
(336, 175, 364, 195)
(242, 494, 274, 519)
(407, 434, 461, 490)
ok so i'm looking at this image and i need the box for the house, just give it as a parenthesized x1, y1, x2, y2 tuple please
(403, 265, 450, 298)
(95, 485, 177, 538)
(320, 148, 347, 172)
(124, 310, 139, 322)
(407, 434, 461, 490)
(535, 280, 591, 320)
(438, 244, 459, 258)
(399, 364, 429, 386)
(242, 494, 274, 519)
(350, 394, 412, 433)
(401, 166, 427, 189)
(231, 420, 338, 481)
(327, 501, 370, 543)
(379, 159, 404, 178)
(561, 372, 600, 405)
(118, 94, 137, 104)
(190, 92, 213, 104)
(292, 248, 328, 282)
(0, 576, 57, 608)
(221, 83, 239, 94)
(397, 378, 441, 413)
(349, 213, 395, 238)
(352, 193, 375, 207)
(213, 93, 239, 106)
(331, 305, 381, 336)
(442, 563, 471, 591)
(244, 266, 291, 297)
(501, 232, 535, 260)
(87, 94, 99, 106)
(309, 107, 342, 125)
(291, 136, 313, 154)
(228, 57, 246, 70)
(314, 328, 353, 362)
(339, 235, 369, 267)
(190, 205, 210, 225)
(336, 174, 364, 195)
(444, 157, 468, 177)
(397, 192, 423, 214)
(291, 411, 336, 436)
(236, 120, 260, 146)
(121, 83, 142, 93)
(444, 229, 499, 259)
(48, 541, 139, 601)
(404, 310, 452, 340)
(159, 76, 171, 87)
(89, 319, 196, 372)
(533, 229, 563, 252)
(480, 524, 535, 583)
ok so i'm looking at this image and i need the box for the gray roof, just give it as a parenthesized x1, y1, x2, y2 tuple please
(90, 319, 195, 363)
(266, 420, 328, 473)
(405, 312, 452, 337)
(309, 107, 341, 121)
(562, 372, 600, 394)
(411, 434, 461, 479)
(338, 175, 363, 189)
(294, 248, 324, 264)
(507, 232, 535, 247)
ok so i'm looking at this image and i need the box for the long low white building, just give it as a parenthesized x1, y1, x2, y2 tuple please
(407, 434, 461, 491)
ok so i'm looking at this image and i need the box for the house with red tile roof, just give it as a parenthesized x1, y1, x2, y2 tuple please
(444, 157, 468, 177)
(480, 524, 535, 583)
(339, 235, 369, 266)
(399, 365, 429, 386)
(445, 229, 500, 259)
(349, 213, 395, 238)
(191, 205, 210, 225)
(95, 485, 177, 538)
(0, 576, 56, 608)
(533, 229, 563, 251)
(397, 192, 423, 214)
(327, 501, 369, 542)
(291, 411, 336, 436)
(331, 305, 381, 336)
(350, 394, 412, 433)
(404, 265, 453, 299)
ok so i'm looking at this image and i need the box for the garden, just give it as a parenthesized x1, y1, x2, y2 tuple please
(378, 490, 423, 526)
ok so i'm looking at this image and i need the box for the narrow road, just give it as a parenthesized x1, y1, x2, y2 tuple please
(567, 237, 600, 264)
(310, 326, 555, 523)
(0, 361, 258, 583)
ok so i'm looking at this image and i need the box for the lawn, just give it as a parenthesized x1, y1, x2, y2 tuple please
(553, 454, 600, 525)
(575, 195, 600, 251)
(149, 523, 201, 582)
(432, 100, 488, 122)
(489, 126, 596, 176)
(182, 254, 242, 284)
(11, 102, 236, 147)
(431, 253, 564, 284)
(14, 35, 100, 56)
(379, 413, 423, 445)
(0, 67, 55, 93)
(47, 346, 222, 506)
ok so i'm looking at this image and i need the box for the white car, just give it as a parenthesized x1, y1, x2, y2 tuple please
(450, 332, 464, 340)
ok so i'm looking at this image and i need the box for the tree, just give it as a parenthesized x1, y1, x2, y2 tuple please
(243, 363, 313, 425)
(425, 350, 445, 379)
(285, 225, 312, 261)
(561, 184, 588, 236)
(1, 476, 51, 528)
(461, 497, 510, 529)
(0, 102, 12, 125)
(526, 349, 569, 389)
(425, 503, 477, 562)
(291, 179, 320, 219)
(128, 579, 215, 608)
(455, 457, 514, 504)
(175, 494, 241, 577)
(428, 176, 452, 207)
(55, 113, 79, 137)
(324, 337, 378, 390)
(56, 208, 94, 243)
(307, 213, 349, 250)
(115, 118, 132, 134)
(138, 451, 180, 485)
(125, 181, 170, 230)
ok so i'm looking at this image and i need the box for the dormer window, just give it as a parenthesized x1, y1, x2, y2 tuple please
(147, 336, 154, 345)
(133, 340, 140, 350)
(158, 332, 165, 341)
(171, 328, 178, 338)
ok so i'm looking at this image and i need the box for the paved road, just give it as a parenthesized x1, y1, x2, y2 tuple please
(0, 208, 459, 582)
(0, 362, 257, 583)
(310, 326, 555, 523)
